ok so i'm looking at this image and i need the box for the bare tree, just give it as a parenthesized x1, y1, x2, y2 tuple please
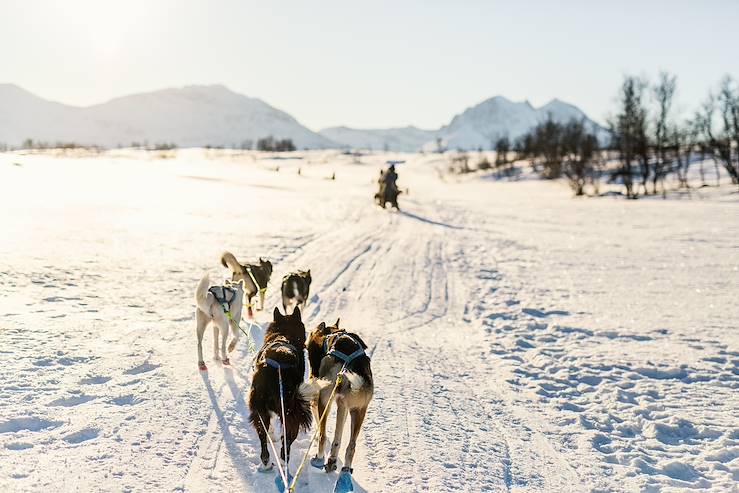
(652, 72, 677, 194)
(561, 120, 600, 196)
(610, 76, 648, 198)
(495, 136, 510, 166)
(696, 77, 739, 189)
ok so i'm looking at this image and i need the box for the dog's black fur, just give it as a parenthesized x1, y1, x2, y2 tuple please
(248, 307, 310, 468)
(307, 319, 372, 386)
(221, 253, 273, 299)
(281, 270, 312, 313)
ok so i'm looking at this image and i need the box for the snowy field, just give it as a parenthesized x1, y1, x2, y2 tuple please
(0, 149, 737, 492)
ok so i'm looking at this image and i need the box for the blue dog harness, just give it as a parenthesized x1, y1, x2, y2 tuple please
(258, 340, 299, 369)
(324, 331, 367, 366)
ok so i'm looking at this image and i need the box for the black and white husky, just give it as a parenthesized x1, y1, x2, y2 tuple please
(249, 307, 318, 472)
(307, 319, 373, 478)
(281, 270, 311, 314)
(221, 251, 273, 318)
(194, 275, 245, 371)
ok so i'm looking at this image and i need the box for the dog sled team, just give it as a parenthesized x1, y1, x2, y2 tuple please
(195, 251, 372, 493)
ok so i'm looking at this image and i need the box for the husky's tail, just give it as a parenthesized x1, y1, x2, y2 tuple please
(220, 251, 242, 273)
(292, 383, 315, 431)
(343, 372, 366, 392)
(195, 274, 210, 314)
(315, 372, 365, 395)
(299, 378, 332, 401)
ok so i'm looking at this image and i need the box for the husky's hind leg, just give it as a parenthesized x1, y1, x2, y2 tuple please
(325, 402, 348, 472)
(196, 309, 209, 371)
(344, 407, 367, 470)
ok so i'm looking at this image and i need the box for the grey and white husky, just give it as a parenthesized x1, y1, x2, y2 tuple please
(194, 275, 245, 371)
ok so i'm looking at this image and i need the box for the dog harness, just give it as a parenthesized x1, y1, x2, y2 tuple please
(209, 285, 237, 314)
(244, 266, 267, 311)
(323, 331, 367, 366)
(257, 340, 299, 369)
(245, 266, 267, 295)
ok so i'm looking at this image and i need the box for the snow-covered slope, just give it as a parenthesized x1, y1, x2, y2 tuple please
(0, 84, 89, 146)
(319, 126, 435, 152)
(0, 149, 736, 492)
(439, 96, 542, 150)
(538, 98, 612, 144)
(0, 84, 335, 149)
(439, 96, 609, 150)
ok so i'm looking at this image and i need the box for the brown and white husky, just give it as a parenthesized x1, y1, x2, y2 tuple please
(306, 319, 373, 476)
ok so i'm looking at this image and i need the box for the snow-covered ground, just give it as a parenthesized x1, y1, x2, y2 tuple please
(0, 149, 737, 492)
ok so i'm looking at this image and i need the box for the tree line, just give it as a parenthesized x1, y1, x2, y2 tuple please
(488, 74, 739, 197)
(3, 137, 297, 153)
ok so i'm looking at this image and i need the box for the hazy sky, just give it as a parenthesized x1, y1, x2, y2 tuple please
(2, 0, 737, 130)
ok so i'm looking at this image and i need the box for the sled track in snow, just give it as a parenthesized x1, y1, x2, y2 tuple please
(4, 153, 736, 493)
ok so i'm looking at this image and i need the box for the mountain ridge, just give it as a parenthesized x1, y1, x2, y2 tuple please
(0, 84, 607, 150)
(0, 84, 334, 149)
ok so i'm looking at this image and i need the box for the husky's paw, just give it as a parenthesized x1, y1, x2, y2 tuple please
(257, 462, 273, 473)
(325, 457, 337, 472)
(275, 472, 294, 492)
(310, 456, 325, 469)
(334, 468, 354, 492)
(198, 361, 208, 371)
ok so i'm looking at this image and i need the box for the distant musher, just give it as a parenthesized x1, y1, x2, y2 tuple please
(375, 164, 400, 210)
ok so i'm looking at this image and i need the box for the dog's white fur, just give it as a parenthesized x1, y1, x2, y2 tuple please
(194, 275, 245, 369)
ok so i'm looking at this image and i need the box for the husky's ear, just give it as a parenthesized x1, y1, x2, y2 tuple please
(317, 321, 326, 332)
(335, 318, 340, 328)
(259, 257, 264, 263)
(291, 307, 302, 321)
(273, 307, 283, 322)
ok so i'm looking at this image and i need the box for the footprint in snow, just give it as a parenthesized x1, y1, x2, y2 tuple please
(47, 394, 97, 407)
(124, 362, 160, 375)
(522, 307, 570, 318)
(80, 375, 112, 385)
(5, 442, 34, 450)
(109, 394, 143, 406)
(0, 417, 64, 434)
(63, 427, 100, 444)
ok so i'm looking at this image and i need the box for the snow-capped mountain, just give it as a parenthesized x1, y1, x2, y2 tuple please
(319, 126, 436, 152)
(322, 96, 608, 151)
(439, 96, 542, 150)
(0, 84, 608, 151)
(0, 84, 334, 149)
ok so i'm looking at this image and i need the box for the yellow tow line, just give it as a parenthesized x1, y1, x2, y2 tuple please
(245, 266, 267, 311)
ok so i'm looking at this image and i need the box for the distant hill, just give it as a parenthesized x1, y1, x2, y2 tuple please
(319, 126, 436, 152)
(0, 84, 335, 149)
(321, 96, 608, 151)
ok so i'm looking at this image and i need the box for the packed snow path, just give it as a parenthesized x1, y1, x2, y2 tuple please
(0, 150, 737, 492)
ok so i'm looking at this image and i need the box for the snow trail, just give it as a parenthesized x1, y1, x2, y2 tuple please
(0, 149, 737, 492)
